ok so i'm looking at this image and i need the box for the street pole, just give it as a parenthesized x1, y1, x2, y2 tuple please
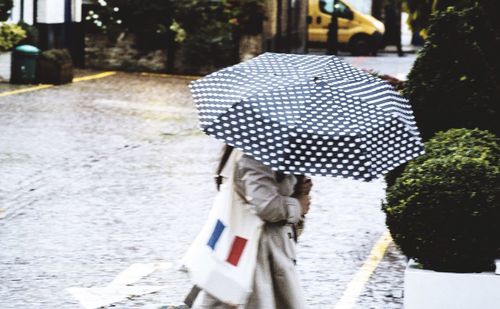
(326, 0, 338, 55)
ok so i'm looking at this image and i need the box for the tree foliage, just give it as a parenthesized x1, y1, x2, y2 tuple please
(85, 0, 175, 50)
(403, 0, 488, 35)
(83, 0, 266, 71)
(84, 0, 266, 50)
(0, 0, 12, 21)
(173, 0, 237, 69)
(404, 3, 500, 140)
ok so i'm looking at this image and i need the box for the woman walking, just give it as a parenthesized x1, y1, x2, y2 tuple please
(190, 145, 312, 309)
(188, 50, 424, 309)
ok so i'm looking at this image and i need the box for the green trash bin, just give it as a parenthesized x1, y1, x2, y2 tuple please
(10, 45, 40, 84)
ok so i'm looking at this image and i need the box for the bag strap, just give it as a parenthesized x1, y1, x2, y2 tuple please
(215, 145, 234, 191)
(184, 285, 201, 308)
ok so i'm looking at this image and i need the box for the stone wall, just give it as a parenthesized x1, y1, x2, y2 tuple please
(85, 32, 226, 75)
(83, 0, 308, 74)
(85, 33, 168, 72)
(263, 0, 308, 54)
(238, 0, 308, 61)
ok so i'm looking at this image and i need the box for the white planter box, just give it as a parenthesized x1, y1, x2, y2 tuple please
(0, 51, 11, 81)
(404, 259, 500, 309)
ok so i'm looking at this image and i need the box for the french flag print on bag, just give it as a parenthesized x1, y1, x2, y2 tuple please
(182, 150, 263, 305)
(208, 219, 248, 267)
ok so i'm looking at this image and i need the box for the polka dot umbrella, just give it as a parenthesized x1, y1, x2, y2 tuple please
(190, 53, 424, 181)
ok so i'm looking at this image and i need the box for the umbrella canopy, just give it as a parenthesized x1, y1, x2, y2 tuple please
(190, 53, 423, 181)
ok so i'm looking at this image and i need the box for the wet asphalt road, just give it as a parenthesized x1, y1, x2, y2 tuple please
(0, 55, 415, 308)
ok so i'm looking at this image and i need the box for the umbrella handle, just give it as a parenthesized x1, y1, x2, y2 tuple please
(215, 145, 234, 191)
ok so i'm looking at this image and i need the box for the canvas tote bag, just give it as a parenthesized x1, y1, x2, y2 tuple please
(182, 150, 264, 306)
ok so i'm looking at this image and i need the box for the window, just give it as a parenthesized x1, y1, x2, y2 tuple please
(319, 0, 354, 19)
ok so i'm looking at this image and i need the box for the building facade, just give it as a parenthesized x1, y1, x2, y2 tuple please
(9, 0, 84, 65)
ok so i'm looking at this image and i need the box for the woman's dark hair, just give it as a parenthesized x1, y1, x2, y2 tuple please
(275, 171, 285, 183)
(216, 145, 286, 189)
(216, 144, 234, 177)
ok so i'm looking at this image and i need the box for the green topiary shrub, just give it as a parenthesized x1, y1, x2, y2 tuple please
(404, 3, 500, 140)
(422, 129, 500, 164)
(383, 128, 500, 272)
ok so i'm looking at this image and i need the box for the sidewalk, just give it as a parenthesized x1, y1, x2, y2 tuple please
(343, 54, 417, 80)
(308, 49, 418, 81)
(0, 59, 412, 308)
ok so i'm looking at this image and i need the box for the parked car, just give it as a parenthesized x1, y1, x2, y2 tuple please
(308, 0, 385, 55)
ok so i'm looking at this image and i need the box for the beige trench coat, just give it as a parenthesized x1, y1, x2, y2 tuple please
(193, 151, 307, 309)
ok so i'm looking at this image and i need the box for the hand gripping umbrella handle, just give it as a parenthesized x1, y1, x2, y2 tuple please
(215, 145, 234, 191)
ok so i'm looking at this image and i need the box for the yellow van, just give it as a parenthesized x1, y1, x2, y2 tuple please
(308, 0, 385, 55)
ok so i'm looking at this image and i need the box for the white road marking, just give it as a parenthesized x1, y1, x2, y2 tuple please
(66, 262, 172, 309)
(110, 262, 171, 287)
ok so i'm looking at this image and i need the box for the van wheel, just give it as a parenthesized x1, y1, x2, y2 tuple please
(349, 34, 372, 56)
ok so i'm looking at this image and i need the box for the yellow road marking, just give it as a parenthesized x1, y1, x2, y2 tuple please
(0, 71, 116, 97)
(334, 230, 393, 309)
(73, 71, 116, 82)
(0, 71, 196, 98)
(0, 84, 54, 97)
(140, 72, 200, 80)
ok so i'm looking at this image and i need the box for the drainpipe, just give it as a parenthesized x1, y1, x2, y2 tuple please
(276, 0, 282, 52)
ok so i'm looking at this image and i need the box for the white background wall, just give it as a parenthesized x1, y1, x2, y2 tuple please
(72, 0, 82, 22)
(37, 0, 65, 23)
(9, 0, 82, 24)
(9, 0, 34, 24)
